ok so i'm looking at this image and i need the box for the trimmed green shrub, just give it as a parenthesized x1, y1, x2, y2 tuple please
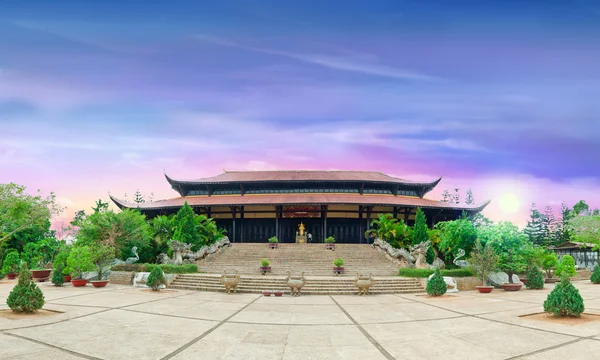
(145, 264, 198, 274)
(556, 255, 577, 280)
(324, 236, 336, 244)
(64, 246, 94, 280)
(333, 258, 344, 267)
(7, 263, 45, 313)
(2, 251, 20, 275)
(542, 252, 559, 279)
(399, 268, 476, 278)
(146, 266, 166, 291)
(53, 250, 71, 276)
(268, 236, 278, 243)
(591, 266, 600, 284)
(51, 262, 65, 287)
(426, 269, 447, 296)
(111, 263, 146, 272)
(544, 278, 584, 317)
(261, 259, 270, 267)
(526, 265, 544, 290)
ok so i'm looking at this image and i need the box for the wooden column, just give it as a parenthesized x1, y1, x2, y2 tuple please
(404, 208, 409, 223)
(231, 206, 237, 243)
(275, 206, 281, 242)
(393, 206, 398, 219)
(322, 205, 328, 241)
(358, 205, 363, 244)
(240, 206, 245, 242)
(207, 206, 211, 218)
(366, 206, 372, 230)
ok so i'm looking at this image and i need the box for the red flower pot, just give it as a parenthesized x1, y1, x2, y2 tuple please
(333, 267, 344, 275)
(269, 243, 278, 249)
(31, 269, 52, 282)
(63, 275, 72, 282)
(274, 291, 283, 297)
(476, 286, 494, 293)
(7, 272, 17, 280)
(71, 279, 88, 287)
(91, 280, 109, 288)
(263, 291, 272, 296)
(501, 283, 523, 292)
(521, 278, 527, 285)
(325, 244, 335, 250)
(260, 266, 271, 275)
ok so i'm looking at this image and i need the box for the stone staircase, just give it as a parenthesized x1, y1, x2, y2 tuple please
(169, 273, 424, 295)
(168, 243, 424, 294)
(194, 243, 401, 277)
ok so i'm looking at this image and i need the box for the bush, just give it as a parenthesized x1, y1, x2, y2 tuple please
(399, 268, 475, 278)
(260, 259, 270, 267)
(64, 246, 95, 280)
(51, 267, 64, 287)
(268, 236, 278, 243)
(324, 236, 335, 244)
(333, 258, 344, 267)
(2, 251, 20, 275)
(591, 266, 600, 284)
(542, 253, 559, 279)
(526, 265, 544, 290)
(7, 263, 45, 313)
(146, 264, 198, 274)
(53, 250, 71, 276)
(544, 278, 584, 317)
(146, 267, 166, 291)
(556, 255, 577, 280)
(426, 269, 447, 296)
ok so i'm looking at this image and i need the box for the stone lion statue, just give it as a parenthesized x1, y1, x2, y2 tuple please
(354, 273, 374, 296)
(220, 271, 240, 294)
(286, 271, 305, 297)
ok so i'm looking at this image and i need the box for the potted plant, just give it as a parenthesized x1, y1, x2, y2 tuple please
(64, 246, 95, 287)
(259, 258, 271, 275)
(22, 239, 59, 282)
(333, 258, 344, 275)
(325, 236, 336, 250)
(468, 239, 499, 293)
(263, 290, 272, 296)
(542, 252, 559, 283)
(500, 248, 525, 291)
(90, 245, 114, 288)
(268, 236, 279, 249)
(53, 250, 71, 282)
(2, 251, 20, 280)
(273, 290, 283, 297)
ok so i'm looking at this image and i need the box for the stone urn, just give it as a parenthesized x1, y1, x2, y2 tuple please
(286, 271, 305, 297)
(354, 273, 374, 296)
(220, 271, 240, 294)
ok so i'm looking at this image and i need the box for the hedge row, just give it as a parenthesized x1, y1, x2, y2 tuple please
(398, 268, 475, 278)
(111, 263, 198, 274)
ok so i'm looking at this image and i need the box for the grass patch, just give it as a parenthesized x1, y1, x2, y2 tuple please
(399, 268, 475, 278)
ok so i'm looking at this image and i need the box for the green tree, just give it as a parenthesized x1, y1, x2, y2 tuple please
(7, 263, 45, 313)
(151, 215, 173, 259)
(75, 208, 152, 261)
(556, 255, 577, 280)
(412, 208, 429, 245)
(64, 246, 95, 280)
(1, 251, 20, 275)
(542, 252, 559, 279)
(146, 266, 166, 291)
(426, 268, 447, 296)
(542, 205, 558, 246)
(567, 213, 600, 249)
(590, 266, 600, 284)
(468, 239, 499, 286)
(526, 265, 545, 289)
(482, 222, 530, 284)
(0, 183, 62, 251)
(90, 245, 115, 280)
(436, 217, 477, 260)
(368, 214, 412, 248)
(573, 200, 590, 216)
(524, 203, 547, 246)
(544, 278, 584, 317)
(172, 202, 202, 249)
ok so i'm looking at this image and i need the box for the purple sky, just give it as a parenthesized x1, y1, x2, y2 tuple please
(1, 1, 599, 228)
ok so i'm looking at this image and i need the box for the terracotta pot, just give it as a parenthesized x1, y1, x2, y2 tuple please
(7, 272, 17, 280)
(63, 275, 72, 282)
(501, 283, 523, 291)
(263, 291, 272, 296)
(31, 269, 51, 282)
(545, 278, 558, 284)
(260, 266, 271, 275)
(326, 244, 335, 250)
(476, 286, 494, 293)
(269, 243, 278, 249)
(521, 278, 527, 285)
(71, 279, 88, 287)
(91, 280, 109, 288)
(333, 267, 344, 274)
(274, 291, 283, 297)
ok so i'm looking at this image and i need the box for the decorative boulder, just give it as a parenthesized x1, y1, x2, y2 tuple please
(487, 271, 522, 288)
(428, 274, 458, 293)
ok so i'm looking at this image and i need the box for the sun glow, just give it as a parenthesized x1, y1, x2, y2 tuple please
(499, 193, 521, 213)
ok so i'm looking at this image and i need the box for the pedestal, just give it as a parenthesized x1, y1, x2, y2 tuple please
(296, 236, 307, 244)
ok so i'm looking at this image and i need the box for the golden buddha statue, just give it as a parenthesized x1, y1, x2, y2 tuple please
(298, 222, 305, 236)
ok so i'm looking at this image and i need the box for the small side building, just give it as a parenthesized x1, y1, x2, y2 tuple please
(549, 241, 599, 270)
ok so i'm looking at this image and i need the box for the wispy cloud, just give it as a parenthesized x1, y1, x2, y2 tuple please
(195, 34, 440, 82)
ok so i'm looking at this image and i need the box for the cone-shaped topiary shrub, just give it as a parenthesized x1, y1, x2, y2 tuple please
(51, 265, 64, 287)
(146, 266, 166, 291)
(426, 268, 447, 296)
(526, 265, 544, 290)
(591, 266, 600, 284)
(544, 278, 584, 317)
(7, 263, 45, 313)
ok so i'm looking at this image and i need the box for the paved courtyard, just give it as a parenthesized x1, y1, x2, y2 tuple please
(1, 280, 600, 360)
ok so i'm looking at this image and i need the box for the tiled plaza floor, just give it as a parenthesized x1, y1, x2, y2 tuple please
(1, 280, 600, 359)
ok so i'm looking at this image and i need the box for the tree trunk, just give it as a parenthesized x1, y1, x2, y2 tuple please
(508, 272, 514, 284)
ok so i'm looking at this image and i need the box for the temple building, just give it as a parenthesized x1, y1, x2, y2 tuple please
(110, 170, 489, 244)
